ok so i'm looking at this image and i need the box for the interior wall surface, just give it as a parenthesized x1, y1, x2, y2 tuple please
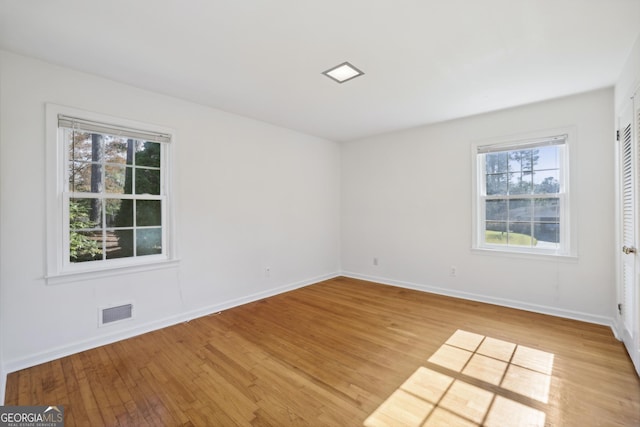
(341, 88, 615, 324)
(0, 50, 341, 373)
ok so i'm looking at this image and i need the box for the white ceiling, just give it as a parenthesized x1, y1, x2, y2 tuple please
(1, 1, 639, 142)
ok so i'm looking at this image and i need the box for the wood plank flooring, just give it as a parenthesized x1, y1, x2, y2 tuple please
(5, 276, 640, 426)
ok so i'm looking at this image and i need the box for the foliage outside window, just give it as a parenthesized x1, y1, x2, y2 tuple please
(60, 116, 169, 268)
(476, 135, 569, 255)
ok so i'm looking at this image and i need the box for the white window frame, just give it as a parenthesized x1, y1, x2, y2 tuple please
(471, 128, 578, 259)
(46, 104, 178, 283)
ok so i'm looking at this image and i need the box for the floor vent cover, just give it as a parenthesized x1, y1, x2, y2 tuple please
(101, 304, 133, 325)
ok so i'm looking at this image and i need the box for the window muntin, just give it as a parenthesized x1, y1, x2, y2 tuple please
(477, 136, 568, 255)
(61, 122, 168, 267)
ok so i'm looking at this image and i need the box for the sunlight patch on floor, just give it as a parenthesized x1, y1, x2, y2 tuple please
(363, 330, 553, 426)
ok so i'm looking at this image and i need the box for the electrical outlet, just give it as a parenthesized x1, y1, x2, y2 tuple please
(449, 266, 457, 277)
(265, 267, 271, 278)
(373, 257, 379, 266)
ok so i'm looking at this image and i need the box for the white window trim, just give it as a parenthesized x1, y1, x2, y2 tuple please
(45, 104, 178, 284)
(470, 127, 578, 260)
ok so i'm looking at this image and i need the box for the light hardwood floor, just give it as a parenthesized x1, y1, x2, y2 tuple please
(5, 276, 640, 426)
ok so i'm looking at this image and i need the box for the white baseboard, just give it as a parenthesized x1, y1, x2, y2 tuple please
(2, 272, 340, 376)
(2, 270, 619, 393)
(610, 317, 623, 341)
(342, 271, 615, 329)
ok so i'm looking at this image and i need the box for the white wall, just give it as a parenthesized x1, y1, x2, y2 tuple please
(342, 89, 616, 324)
(615, 33, 640, 111)
(0, 55, 5, 403)
(0, 50, 341, 373)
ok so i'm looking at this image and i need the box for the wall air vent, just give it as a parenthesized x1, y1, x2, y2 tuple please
(100, 303, 133, 326)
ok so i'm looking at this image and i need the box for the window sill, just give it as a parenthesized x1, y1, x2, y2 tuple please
(45, 258, 180, 285)
(471, 247, 578, 263)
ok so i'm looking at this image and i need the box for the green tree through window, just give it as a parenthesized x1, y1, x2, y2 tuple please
(66, 128, 164, 263)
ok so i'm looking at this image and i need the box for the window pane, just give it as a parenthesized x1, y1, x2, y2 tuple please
(486, 152, 508, 174)
(509, 223, 533, 246)
(105, 164, 131, 194)
(535, 146, 559, 170)
(136, 200, 162, 226)
(68, 161, 93, 192)
(135, 141, 161, 168)
(509, 149, 534, 172)
(106, 199, 133, 228)
(486, 200, 507, 221)
(485, 222, 508, 245)
(534, 198, 559, 222)
(477, 138, 566, 254)
(135, 169, 160, 195)
(69, 162, 102, 193)
(533, 171, 559, 194)
(68, 131, 97, 162)
(534, 223, 560, 246)
(104, 137, 131, 165)
(486, 174, 507, 195)
(60, 114, 169, 268)
(106, 229, 134, 259)
(137, 228, 162, 256)
(70, 231, 103, 263)
(70, 198, 102, 230)
(508, 172, 532, 194)
(509, 199, 532, 221)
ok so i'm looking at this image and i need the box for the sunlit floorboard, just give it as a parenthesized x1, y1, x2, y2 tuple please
(365, 330, 552, 426)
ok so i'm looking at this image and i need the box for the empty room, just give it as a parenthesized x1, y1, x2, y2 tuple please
(1, 1, 640, 426)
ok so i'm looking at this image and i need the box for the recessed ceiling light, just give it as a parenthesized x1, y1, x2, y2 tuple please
(322, 61, 364, 84)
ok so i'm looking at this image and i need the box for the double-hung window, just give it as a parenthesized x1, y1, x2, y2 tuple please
(46, 105, 174, 280)
(473, 133, 573, 257)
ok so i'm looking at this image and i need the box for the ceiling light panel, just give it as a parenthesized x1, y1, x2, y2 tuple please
(322, 62, 364, 84)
